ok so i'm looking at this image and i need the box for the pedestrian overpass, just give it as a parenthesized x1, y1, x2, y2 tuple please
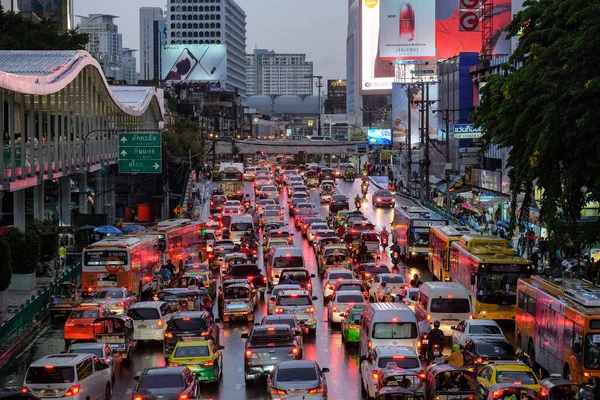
(0, 50, 163, 230)
(217, 140, 367, 155)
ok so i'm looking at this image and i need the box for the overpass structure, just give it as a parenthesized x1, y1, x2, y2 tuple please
(216, 140, 368, 155)
(0, 50, 162, 230)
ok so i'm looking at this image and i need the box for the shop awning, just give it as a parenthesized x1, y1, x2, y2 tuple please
(473, 196, 507, 210)
(435, 174, 465, 194)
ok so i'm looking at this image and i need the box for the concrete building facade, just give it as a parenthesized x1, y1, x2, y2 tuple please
(77, 14, 123, 81)
(246, 49, 313, 96)
(139, 7, 165, 82)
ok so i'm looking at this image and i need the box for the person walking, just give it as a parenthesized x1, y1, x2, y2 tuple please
(58, 244, 67, 268)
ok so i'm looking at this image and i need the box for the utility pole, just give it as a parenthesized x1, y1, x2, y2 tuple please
(305, 75, 323, 136)
(425, 83, 431, 203)
(433, 108, 459, 211)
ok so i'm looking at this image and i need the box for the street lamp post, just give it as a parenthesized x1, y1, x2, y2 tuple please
(305, 75, 323, 136)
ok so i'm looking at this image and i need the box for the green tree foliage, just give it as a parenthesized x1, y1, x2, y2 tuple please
(0, 238, 12, 291)
(164, 117, 204, 160)
(4, 228, 27, 274)
(349, 129, 367, 142)
(0, 7, 88, 50)
(472, 0, 600, 244)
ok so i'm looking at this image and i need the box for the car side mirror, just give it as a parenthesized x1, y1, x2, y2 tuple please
(134, 376, 139, 381)
(241, 333, 249, 339)
(310, 274, 316, 278)
(218, 345, 225, 350)
(312, 296, 318, 301)
(339, 313, 345, 318)
(298, 320, 305, 325)
(451, 326, 456, 330)
(321, 367, 330, 373)
(359, 356, 367, 364)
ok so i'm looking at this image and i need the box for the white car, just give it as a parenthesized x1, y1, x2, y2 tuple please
(68, 342, 115, 382)
(368, 273, 407, 302)
(451, 319, 506, 348)
(267, 284, 302, 315)
(327, 290, 366, 324)
(126, 301, 174, 342)
(307, 223, 330, 244)
(274, 289, 318, 336)
(244, 167, 256, 181)
(322, 269, 355, 300)
(399, 287, 419, 312)
(360, 346, 423, 399)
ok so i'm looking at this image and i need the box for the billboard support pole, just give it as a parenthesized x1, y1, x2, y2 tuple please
(425, 83, 431, 203)
(407, 85, 412, 197)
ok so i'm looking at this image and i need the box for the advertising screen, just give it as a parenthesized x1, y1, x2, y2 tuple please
(368, 128, 392, 145)
(360, 0, 513, 93)
(162, 44, 227, 82)
(391, 82, 439, 146)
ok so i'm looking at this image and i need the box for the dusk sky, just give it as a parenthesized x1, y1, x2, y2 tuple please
(75, 0, 348, 83)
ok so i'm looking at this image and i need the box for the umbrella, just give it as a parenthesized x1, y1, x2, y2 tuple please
(94, 225, 123, 235)
(122, 224, 145, 234)
(78, 225, 96, 231)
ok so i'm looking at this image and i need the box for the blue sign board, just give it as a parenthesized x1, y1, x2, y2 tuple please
(453, 123, 483, 139)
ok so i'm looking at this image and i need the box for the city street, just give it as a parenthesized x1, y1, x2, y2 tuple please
(0, 179, 433, 400)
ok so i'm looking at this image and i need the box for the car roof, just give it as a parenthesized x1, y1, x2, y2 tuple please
(262, 315, 298, 323)
(253, 324, 292, 332)
(335, 290, 365, 297)
(326, 269, 353, 276)
(376, 346, 419, 357)
(144, 366, 187, 375)
(30, 353, 93, 367)
(488, 361, 531, 371)
(467, 319, 501, 326)
(174, 339, 212, 348)
(272, 284, 302, 290)
(172, 311, 207, 319)
(130, 301, 165, 308)
(336, 279, 363, 285)
(276, 360, 318, 370)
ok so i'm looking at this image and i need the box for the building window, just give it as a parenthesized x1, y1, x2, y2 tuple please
(216, 14, 220, 20)
(210, 31, 215, 37)
(176, 14, 181, 20)
(181, 5, 186, 11)
(176, 23, 181, 29)
(175, 6, 181, 12)
(216, 5, 220, 11)
(182, 14, 187, 20)
(181, 22, 186, 28)
(171, 23, 175, 29)
(216, 22, 220, 28)
(216, 31, 221, 37)
(210, 23, 215, 29)
(193, 15, 198, 20)
(199, 31, 204, 37)
(193, 6, 198, 11)
(170, 14, 175, 20)
(170, 6, 175, 11)
(198, 22, 204, 28)
(193, 23, 198, 29)
(199, 14, 204, 20)
(210, 14, 215, 20)
(199, 6, 204, 11)
(210, 6, 215, 11)
(216, 40, 220, 44)
(193, 40, 198, 44)
(193, 31, 198, 37)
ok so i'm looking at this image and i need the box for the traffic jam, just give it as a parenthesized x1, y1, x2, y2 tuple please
(10, 159, 599, 400)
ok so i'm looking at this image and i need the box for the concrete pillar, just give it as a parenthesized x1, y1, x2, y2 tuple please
(13, 189, 25, 231)
(59, 176, 71, 227)
(95, 169, 103, 214)
(33, 182, 45, 220)
(78, 173, 88, 214)
(109, 176, 116, 225)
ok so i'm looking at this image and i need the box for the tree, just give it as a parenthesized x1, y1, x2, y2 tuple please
(472, 0, 600, 245)
(0, 7, 88, 50)
(164, 117, 204, 160)
(0, 238, 12, 291)
(349, 128, 366, 142)
(3, 228, 27, 274)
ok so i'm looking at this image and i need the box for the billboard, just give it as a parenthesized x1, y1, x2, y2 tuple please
(360, 0, 513, 93)
(379, 0, 436, 59)
(391, 82, 439, 146)
(454, 123, 483, 139)
(368, 128, 392, 146)
(161, 44, 227, 82)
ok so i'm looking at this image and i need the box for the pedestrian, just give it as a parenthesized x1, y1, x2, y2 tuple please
(58, 243, 67, 268)
(518, 233, 525, 256)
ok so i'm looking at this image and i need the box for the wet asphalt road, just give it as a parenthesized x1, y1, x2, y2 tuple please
(0, 179, 434, 399)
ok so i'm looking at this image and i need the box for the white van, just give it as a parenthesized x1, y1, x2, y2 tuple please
(359, 303, 419, 357)
(414, 281, 472, 336)
(229, 215, 255, 244)
(268, 247, 305, 286)
(23, 353, 112, 400)
(126, 301, 174, 341)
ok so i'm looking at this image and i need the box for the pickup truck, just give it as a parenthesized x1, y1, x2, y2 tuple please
(222, 263, 267, 292)
(278, 268, 316, 295)
(241, 324, 302, 383)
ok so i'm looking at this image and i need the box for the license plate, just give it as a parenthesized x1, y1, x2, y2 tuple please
(41, 390, 58, 397)
(500, 314, 512, 319)
(138, 324, 146, 329)
(422, 339, 429, 345)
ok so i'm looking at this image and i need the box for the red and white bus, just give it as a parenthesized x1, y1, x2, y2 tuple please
(82, 235, 159, 298)
(392, 206, 448, 261)
(146, 218, 204, 267)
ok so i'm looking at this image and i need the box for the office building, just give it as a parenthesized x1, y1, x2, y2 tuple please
(77, 14, 123, 81)
(325, 79, 347, 114)
(121, 48, 138, 84)
(245, 49, 313, 96)
(139, 7, 165, 82)
(166, 0, 247, 97)
(2, 0, 74, 31)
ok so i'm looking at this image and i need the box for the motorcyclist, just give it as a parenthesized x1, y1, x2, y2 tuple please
(380, 226, 389, 241)
(377, 281, 392, 302)
(158, 265, 172, 283)
(354, 194, 362, 208)
(445, 344, 464, 367)
(165, 259, 176, 275)
(336, 225, 346, 239)
(358, 242, 368, 263)
(418, 315, 431, 336)
(428, 320, 445, 357)
(185, 255, 194, 265)
(344, 231, 354, 247)
(410, 274, 423, 288)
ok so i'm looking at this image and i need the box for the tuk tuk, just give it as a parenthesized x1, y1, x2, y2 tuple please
(375, 386, 425, 400)
(377, 368, 426, 398)
(540, 376, 589, 400)
(50, 280, 82, 318)
(320, 251, 351, 277)
(93, 315, 136, 359)
(425, 364, 477, 400)
(343, 165, 357, 182)
(153, 289, 209, 312)
(305, 170, 319, 188)
(361, 232, 381, 255)
(172, 274, 205, 291)
(320, 183, 336, 203)
(220, 282, 255, 322)
(481, 383, 540, 400)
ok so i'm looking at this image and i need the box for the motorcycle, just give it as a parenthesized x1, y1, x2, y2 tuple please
(381, 235, 389, 251)
(361, 183, 369, 197)
(243, 199, 251, 212)
(355, 201, 361, 211)
(391, 251, 401, 269)
(428, 343, 444, 364)
(38, 260, 56, 278)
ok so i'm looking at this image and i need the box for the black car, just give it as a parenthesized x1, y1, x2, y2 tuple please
(132, 367, 198, 400)
(279, 268, 316, 295)
(222, 263, 267, 292)
(320, 168, 335, 181)
(462, 338, 516, 370)
(210, 195, 227, 213)
(330, 194, 349, 212)
(163, 311, 220, 360)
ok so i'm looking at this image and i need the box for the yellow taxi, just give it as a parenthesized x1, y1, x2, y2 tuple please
(168, 339, 224, 383)
(476, 361, 541, 396)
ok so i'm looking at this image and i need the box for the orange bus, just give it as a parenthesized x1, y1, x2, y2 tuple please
(82, 235, 159, 299)
(516, 276, 600, 382)
(146, 218, 205, 267)
(428, 225, 473, 281)
(392, 206, 448, 261)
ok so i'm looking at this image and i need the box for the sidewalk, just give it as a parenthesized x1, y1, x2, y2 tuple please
(4, 275, 56, 322)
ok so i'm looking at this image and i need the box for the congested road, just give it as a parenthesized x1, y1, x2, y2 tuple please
(0, 177, 433, 400)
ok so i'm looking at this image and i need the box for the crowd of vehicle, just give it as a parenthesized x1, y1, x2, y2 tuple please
(14, 159, 600, 400)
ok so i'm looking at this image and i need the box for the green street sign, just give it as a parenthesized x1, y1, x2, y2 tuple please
(118, 132, 162, 173)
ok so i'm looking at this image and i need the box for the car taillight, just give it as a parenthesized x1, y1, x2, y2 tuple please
(274, 308, 284, 314)
(326, 283, 333, 289)
(245, 350, 257, 358)
(200, 331, 209, 336)
(63, 385, 80, 397)
(169, 362, 180, 366)
(306, 307, 314, 312)
(21, 387, 30, 393)
(179, 394, 189, 400)
(332, 306, 338, 312)
(417, 340, 422, 348)
(476, 357, 484, 364)
(165, 333, 173, 338)
(540, 388, 548, 398)
(288, 347, 299, 356)
(371, 370, 380, 380)
(132, 394, 143, 400)
(368, 340, 372, 349)
(116, 302, 125, 307)
(200, 360, 214, 367)
(270, 389, 287, 395)
(263, 276, 267, 282)
(426, 314, 431, 321)
(308, 386, 325, 394)
(307, 282, 311, 288)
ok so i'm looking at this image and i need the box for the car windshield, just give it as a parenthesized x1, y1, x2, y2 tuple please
(469, 324, 502, 335)
(276, 367, 318, 382)
(127, 308, 160, 320)
(264, 317, 297, 329)
(277, 296, 312, 306)
(430, 298, 470, 313)
(377, 191, 393, 197)
(26, 367, 75, 384)
(584, 334, 600, 369)
(477, 341, 514, 357)
(229, 265, 261, 276)
(224, 286, 250, 299)
(339, 284, 363, 292)
(372, 322, 418, 339)
(281, 271, 309, 281)
(96, 290, 124, 299)
(476, 272, 523, 305)
(264, 211, 280, 217)
(495, 371, 538, 385)
(174, 345, 209, 358)
(336, 294, 365, 303)
(274, 256, 303, 269)
(231, 222, 252, 231)
(382, 275, 405, 284)
(251, 329, 293, 342)
(70, 309, 99, 319)
(140, 373, 184, 389)
(69, 348, 104, 358)
(329, 272, 353, 280)
(311, 224, 329, 230)
(365, 266, 391, 275)
(333, 195, 347, 201)
(362, 233, 379, 241)
(377, 357, 420, 369)
(171, 317, 207, 331)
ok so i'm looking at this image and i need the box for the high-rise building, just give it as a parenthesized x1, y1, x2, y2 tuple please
(77, 14, 123, 81)
(166, 0, 247, 97)
(139, 7, 165, 82)
(121, 48, 138, 84)
(245, 49, 313, 96)
(2, 0, 74, 31)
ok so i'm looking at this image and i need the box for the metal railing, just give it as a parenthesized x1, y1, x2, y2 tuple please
(0, 262, 81, 352)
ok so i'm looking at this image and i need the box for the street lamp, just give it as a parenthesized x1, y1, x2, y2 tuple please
(305, 75, 323, 136)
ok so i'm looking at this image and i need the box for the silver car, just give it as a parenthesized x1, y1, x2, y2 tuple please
(88, 287, 137, 314)
(268, 360, 329, 399)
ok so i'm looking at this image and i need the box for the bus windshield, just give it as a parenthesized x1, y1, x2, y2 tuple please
(408, 227, 430, 247)
(476, 270, 526, 305)
(219, 171, 242, 181)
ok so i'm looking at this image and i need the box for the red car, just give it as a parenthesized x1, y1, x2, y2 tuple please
(372, 189, 396, 208)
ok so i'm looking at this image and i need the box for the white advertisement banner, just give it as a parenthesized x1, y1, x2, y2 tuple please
(379, 0, 436, 59)
(361, 0, 396, 92)
(162, 44, 227, 82)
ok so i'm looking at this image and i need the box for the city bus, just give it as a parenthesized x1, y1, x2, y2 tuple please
(428, 225, 473, 281)
(82, 235, 159, 299)
(146, 218, 205, 267)
(392, 206, 448, 261)
(516, 276, 600, 382)
(217, 162, 244, 200)
(449, 234, 532, 320)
